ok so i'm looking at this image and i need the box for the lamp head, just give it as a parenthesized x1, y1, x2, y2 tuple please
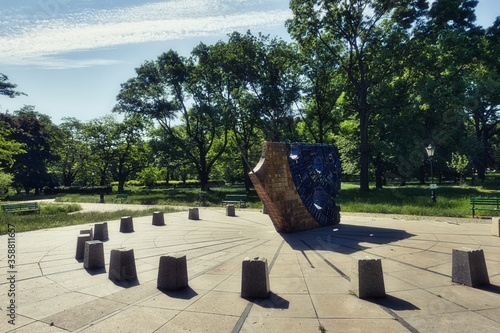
(425, 144, 435, 157)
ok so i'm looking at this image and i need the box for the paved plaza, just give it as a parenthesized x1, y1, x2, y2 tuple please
(2, 207, 500, 332)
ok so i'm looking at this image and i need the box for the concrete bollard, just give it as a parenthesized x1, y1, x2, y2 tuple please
(152, 211, 165, 226)
(76, 234, 92, 260)
(452, 248, 490, 287)
(80, 228, 93, 240)
(491, 218, 500, 237)
(109, 248, 137, 281)
(241, 257, 270, 299)
(84, 241, 105, 270)
(226, 205, 235, 217)
(119, 216, 134, 233)
(94, 222, 109, 241)
(188, 208, 199, 220)
(351, 256, 385, 298)
(157, 254, 188, 291)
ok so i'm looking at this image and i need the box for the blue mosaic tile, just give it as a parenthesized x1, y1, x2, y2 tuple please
(286, 143, 341, 226)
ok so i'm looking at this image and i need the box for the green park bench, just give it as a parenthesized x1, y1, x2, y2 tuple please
(222, 194, 248, 208)
(1, 202, 40, 214)
(470, 197, 500, 218)
(113, 193, 128, 203)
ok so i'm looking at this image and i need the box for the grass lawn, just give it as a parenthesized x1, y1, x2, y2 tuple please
(3, 179, 500, 235)
(0, 205, 181, 235)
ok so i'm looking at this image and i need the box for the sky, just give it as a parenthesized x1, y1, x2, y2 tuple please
(0, 0, 498, 124)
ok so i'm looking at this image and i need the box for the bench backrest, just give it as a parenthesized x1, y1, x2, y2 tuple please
(1, 202, 39, 210)
(470, 197, 500, 205)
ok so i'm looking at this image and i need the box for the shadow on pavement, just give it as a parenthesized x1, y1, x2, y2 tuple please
(280, 224, 415, 255)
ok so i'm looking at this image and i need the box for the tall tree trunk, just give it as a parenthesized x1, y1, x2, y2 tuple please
(359, 92, 370, 192)
(374, 155, 383, 189)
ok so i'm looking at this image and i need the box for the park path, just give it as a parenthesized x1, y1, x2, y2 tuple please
(33, 198, 185, 213)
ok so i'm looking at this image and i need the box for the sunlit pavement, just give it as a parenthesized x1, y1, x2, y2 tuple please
(2, 208, 500, 332)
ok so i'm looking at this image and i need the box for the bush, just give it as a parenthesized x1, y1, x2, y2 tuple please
(40, 203, 82, 214)
(44, 186, 112, 195)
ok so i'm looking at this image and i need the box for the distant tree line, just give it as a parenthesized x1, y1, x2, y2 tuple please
(1, 0, 499, 196)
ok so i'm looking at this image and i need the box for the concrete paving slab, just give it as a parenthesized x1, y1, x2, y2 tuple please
(40, 298, 124, 331)
(428, 284, 500, 311)
(3, 208, 500, 332)
(406, 311, 500, 332)
(319, 318, 409, 333)
(249, 293, 317, 318)
(386, 289, 466, 318)
(17, 292, 98, 320)
(185, 290, 249, 316)
(240, 315, 321, 333)
(155, 312, 239, 332)
(7, 320, 68, 332)
(78, 305, 177, 333)
(310, 293, 393, 319)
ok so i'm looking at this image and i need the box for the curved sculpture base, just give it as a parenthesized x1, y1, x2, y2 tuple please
(250, 142, 341, 233)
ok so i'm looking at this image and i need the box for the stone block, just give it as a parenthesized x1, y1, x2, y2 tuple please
(109, 248, 137, 281)
(119, 216, 134, 233)
(80, 228, 93, 240)
(241, 257, 270, 299)
(226, 205, 235, 217)
(75, 234, 92, 260)
(94, 222, 109, 241)
(351, 256, 385, 298)
(188, 208, 199, 220)
(491, 218, 500, 237)
(84, 241, 105, 270)
(152, 211, 165, 226)
(452, 248, 489, 287)
(157, 254, 188, 291)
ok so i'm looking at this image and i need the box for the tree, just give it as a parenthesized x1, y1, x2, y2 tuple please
(0, 107, 58, 194)
(54, 118, 88, 187)
(0, 73, 26, 197)
(0, 171, 13, 199)
(463, 18, 500, 180)
(297, 35, 345, 144)
(0, 121, 25, 167)
(447, 152, 470, 185)
(110, 114, 149, 192)
(80, 116, 121, 186)
(288, 0, 427, 191)
(245, 34, 302, 142)
(0, 73, 24, 99)
(116, 47, 233, 191)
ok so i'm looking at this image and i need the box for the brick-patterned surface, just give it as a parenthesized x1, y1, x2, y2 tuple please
(250, 142, 340, 232)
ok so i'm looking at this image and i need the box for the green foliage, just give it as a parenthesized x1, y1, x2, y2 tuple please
(0, 121, 25, 167)
(0, 106, 58, 194)
(0, 73, 24, 98)
(39, 203, 82, 214)
(137, 165, 161, 187)
(0, 207, 180, 234)
(447, 152, 470, 185)
(0, 170, 13, 200)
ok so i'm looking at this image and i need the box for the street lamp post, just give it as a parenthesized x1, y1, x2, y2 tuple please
(425, 144, 436, 203)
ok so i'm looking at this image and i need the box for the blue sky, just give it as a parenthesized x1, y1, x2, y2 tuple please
(0, 0, 498, 124)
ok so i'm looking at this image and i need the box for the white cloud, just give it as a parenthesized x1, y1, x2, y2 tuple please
(0, 0, 292, 67)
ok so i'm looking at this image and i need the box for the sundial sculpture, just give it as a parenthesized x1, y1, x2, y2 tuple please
(249, 142, 341, 233)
